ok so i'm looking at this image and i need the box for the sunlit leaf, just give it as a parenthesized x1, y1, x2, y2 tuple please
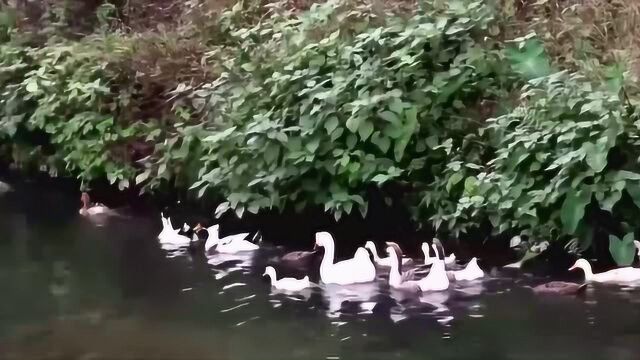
(609, 233, 636, 266)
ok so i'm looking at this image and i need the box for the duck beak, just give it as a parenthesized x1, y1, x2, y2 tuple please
(568, 265, 577, 271)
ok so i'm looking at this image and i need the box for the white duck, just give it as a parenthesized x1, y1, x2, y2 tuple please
(314, 232, 376, 285)
(197, 224, 258, 253)
(386, 243, 421, 293)
(417, 245, 450, 291)
(365, 241, 411, 268)
(422, 242, 456, 266)
(157, 214, 191, 246)
(263, 266, 311, 292)
(450, 257, 484, 281)
(569, 259, 640, 283)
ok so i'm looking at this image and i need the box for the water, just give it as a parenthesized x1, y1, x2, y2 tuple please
(2, 188, 640, 360)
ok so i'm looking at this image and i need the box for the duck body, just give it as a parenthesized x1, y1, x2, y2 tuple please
(199, 224, 258, 253)
(79, 205, 111, 216)
(386, 243, 421, 294)
(570, 259, 640, 283)
(450, 258, 484, 281)
(315, 232, 376, 285)
(217, 237, 259, 253)
(157, 215, 191, 246)
(365, 241, 412, 268)
(264, 266, 311, 291)
(417, 244, 450, 292)
(276, 250, 319, 270)
(78, 192, 121, 220)
(531, 281, 587, 295)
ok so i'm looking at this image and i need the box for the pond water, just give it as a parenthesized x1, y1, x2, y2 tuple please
(1, 187, 640, 360)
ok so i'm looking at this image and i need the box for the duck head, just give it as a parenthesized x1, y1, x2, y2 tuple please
(354, 247, 372, 261)
(80, 192, 91, 208)
(421, 242, 430, 256)
(385, 242, 403, 269)
(364, 241, 376, 253)
(194, 223, 219, 238)
(314, 232, 334, 248)
(263, 266, 276, 277)
(263, 266, 277, 284)
(568, 259, 591, 272)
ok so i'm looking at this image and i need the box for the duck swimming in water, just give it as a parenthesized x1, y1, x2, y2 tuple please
(530, 281, 588, 296)
(78, 192, 123, 225)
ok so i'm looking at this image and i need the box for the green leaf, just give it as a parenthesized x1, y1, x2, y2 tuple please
(358, 121, 374, 141)
(306, 138, 320, 153)
(613, 170, 640, 181)
(463, 176, 479, 195)
(25, 81, 38, 93)
(609, 233, 636, 266)
(215, 202, 230, 218)
(135, 170, 150, 185)
(393, 106, 418, 162)
(345, 116, 361, 133)
(264, 144, 280, 164)
(371, 132, 390, 153)
(600, 191, 622, 212)
(235, 205, 245, 219)
(324, 116, 339, 135)
(584, 140, 608, 172)
(506, 39, 551, 79)
(626, 182, 640, 209)
(378, 111, 400, 124)
(371, 174, 389, 184)
(560, 189, 591, 234)
(446, 173, 463, 193)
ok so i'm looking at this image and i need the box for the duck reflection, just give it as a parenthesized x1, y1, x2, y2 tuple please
(321, 283, 380, 318)
(419, 290, 450, 313)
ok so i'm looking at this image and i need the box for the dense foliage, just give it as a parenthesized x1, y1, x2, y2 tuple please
(2, 0, 640, 263)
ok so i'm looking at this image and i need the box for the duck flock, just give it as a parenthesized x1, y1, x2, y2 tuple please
(79, 191, 640, 297)
(157, 213, 484, 293)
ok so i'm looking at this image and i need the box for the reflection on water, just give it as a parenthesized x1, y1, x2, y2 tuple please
(2, 190, 640, 360)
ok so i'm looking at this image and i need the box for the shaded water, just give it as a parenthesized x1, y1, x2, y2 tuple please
(1, 187, 640, 360)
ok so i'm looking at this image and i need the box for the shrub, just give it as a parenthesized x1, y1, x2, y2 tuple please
(453, 70, 640, 264)
(157, 0, 511, 220)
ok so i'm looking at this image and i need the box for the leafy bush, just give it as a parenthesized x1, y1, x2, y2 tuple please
(0, 38, 156, 188)
(450, 71, 640, 263)
(160, 0, 510, 220)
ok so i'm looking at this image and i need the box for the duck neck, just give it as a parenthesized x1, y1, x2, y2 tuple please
(265, 269, 277, 285)
(81, 196, 90, 211)
(581, 264, 594, 281)
(388, 256, 402, 286)
(422, 246, 431, 263)
(319, 241, 335, 280)
(368, 245, 381, 261)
